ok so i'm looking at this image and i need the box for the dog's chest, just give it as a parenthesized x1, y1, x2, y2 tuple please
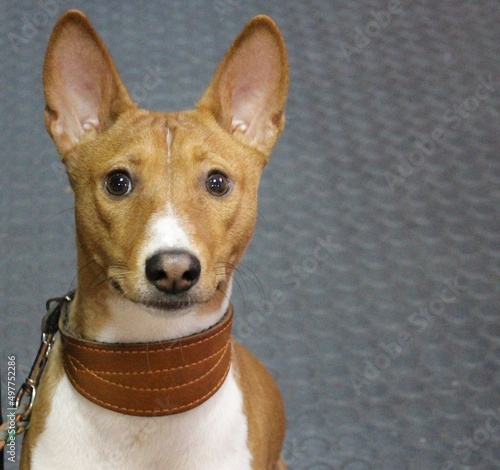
(31, 368, 252, 470)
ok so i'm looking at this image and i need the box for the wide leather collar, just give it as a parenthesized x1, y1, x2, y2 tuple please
(59, 305, 233, 417)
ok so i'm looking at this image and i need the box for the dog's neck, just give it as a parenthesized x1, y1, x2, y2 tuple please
(101, 289, 231, 342)
(67, 289, 231, 344)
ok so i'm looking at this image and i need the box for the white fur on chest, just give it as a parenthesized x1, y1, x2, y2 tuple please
(31, 367, 251, 470)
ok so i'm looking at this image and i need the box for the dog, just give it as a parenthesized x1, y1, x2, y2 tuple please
(20, 9, 288, 470)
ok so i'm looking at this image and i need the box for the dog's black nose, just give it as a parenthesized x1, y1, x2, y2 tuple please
(145, 250, 201, 295)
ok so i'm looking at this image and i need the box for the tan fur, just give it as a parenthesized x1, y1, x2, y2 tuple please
(232, 342, 287, 469)
(22, 9, 288, 469)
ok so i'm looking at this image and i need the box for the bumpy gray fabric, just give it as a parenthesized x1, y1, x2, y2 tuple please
(1, 1, 499, 469)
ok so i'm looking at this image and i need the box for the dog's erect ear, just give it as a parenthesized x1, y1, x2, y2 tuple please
(43, 10, 135, 155)
(198, 16, 289, 155)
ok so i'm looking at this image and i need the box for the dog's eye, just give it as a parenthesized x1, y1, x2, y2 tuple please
(206, 172, 231, 196)
(105, 171, 132, 197)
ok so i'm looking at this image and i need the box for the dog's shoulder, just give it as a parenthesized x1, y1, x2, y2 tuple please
(232, 340, 286, 468)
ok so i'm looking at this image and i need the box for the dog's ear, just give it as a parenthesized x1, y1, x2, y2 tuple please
(43, 10, 135, 155)
(198, 16, 289, 155)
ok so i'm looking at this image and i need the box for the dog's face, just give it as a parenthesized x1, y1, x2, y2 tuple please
(63, 109, 266, 313)
(43, 10, 288, 315)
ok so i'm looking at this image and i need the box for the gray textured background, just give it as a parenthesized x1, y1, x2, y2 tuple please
(1, 1, 499, 469)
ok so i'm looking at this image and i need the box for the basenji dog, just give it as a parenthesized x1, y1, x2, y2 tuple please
(20, 9, 288, 470)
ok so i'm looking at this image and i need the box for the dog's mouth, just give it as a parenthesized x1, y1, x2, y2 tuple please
(110, 279, 222, 313)
(140, 298, 191, 311)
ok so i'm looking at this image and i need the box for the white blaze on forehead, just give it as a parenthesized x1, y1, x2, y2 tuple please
(166, 126, 173, 156)
(166, 126, 173, 199)
(139, 127, 195, 260)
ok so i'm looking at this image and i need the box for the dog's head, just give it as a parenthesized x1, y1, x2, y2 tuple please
(43, 10, 288, 320)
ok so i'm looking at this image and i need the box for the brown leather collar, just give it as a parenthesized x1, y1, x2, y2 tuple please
(59, 305, 233, 417)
